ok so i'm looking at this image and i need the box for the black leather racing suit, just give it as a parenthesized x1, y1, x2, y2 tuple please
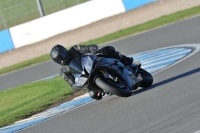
(60, 44, 133, 92)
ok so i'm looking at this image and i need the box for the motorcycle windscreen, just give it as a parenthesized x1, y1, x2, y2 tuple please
(81, 55, 96, 74)
(68, 56, 83, 74)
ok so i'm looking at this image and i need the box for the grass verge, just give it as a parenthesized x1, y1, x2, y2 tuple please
(1, 5, 200, 75)
(1, 5, 200, 128)
(0, 0, 89, 30)
(0, 76, 73, 127)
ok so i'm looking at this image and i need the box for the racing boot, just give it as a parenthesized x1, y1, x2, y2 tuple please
(120, 55, 133, 66)
(88, 90, 103, 100)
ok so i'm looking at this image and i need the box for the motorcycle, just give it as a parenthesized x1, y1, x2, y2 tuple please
(68, 54, 153, 100)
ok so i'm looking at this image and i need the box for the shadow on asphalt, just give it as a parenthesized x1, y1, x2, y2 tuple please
(134, 67, 200, 95)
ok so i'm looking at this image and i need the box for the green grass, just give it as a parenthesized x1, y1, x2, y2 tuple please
(1, 4, 200, 128)
(0, 76, 73, 127)
(0, 0, 89, 30)
(1, 5, 200, 75)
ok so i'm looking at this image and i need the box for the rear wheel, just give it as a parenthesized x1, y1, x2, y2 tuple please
(94, 76, 132, 97)
(139, 68, 153, 88)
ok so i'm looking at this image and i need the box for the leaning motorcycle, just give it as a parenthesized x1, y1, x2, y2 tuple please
(68, 54, 153, 100)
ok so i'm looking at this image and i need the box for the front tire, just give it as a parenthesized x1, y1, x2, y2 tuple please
(94, 76, 132, 97)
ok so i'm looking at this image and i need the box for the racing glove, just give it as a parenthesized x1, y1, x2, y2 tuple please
(62, 73, 82, 92)
(89, 44, 99, 55)
(72, 84, 82, 92)
(60, 66, 82, 92)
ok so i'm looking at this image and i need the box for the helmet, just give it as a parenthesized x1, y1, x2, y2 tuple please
(50, 44, 68, 65)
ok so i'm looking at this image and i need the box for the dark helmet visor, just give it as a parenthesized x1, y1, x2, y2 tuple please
(50, 45, 68, 65)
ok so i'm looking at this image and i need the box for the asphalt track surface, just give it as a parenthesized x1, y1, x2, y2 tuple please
(2, 15, 200, 133)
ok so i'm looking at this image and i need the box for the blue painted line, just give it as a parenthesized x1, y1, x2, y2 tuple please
(143, 60, 177, 71)
(141, 49, 191, 63)
(131, 47, 192, 74)
(0, 95, 92, 133)
(0, 29, 14, 53)
(141, 51, 192, 66)
(48, 96, 92, 111)
(133, 48, 186, 60)
(133, 49, 175, 61)
(0, 118, 46, 133)
(143, 57, 182, 68)
(122, 0, 155, 11)
(140, 51, 190, 73)
(135, 47, 188, 58)
(142, 55, 185, 67)
(34, 74, 59, 82)
(138, 49, 191, 63)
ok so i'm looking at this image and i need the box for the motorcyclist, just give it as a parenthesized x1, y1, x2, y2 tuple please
(50, 44, 133, 99)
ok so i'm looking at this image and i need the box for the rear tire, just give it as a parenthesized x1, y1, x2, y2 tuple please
(95, 76, 132, 97)
(139, 68, 153, 88)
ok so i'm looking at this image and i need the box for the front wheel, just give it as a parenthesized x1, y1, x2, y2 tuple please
(94, 76, 132, 97)
(138, 68, 153, 88)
